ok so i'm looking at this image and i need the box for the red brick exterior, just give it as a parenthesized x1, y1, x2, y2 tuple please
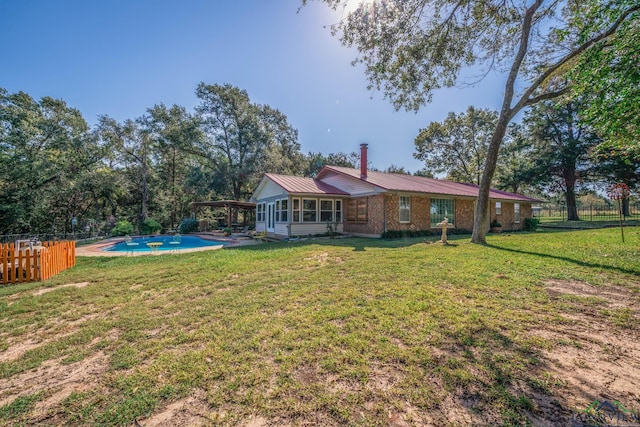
(454, 199, 475, 231)
(385, 195, 430, 230)
(343, 195, 386, 236)
(344, 194, 533, 236)
(490, 201, 530, 231)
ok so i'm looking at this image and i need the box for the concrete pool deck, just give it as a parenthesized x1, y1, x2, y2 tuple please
(76, 233, 259, 257)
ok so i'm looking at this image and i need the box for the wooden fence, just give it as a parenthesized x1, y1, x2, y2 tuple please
(0, 241, 76, 285)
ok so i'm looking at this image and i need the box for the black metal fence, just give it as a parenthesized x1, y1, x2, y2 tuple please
(534, 200, 640, 222)
(0, 232, 100, 244)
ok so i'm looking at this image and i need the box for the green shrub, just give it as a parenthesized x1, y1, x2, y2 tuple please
(141, 218, 162, 235)
(381, 228, 472, 239)
(490, 219, 502, 228)
(524, 217, 540, 231)
(381, 229, 436, 239)
(178, 219, 199, 234)
(112, 220, 134, 236)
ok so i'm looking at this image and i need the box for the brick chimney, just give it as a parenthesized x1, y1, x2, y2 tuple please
(360, 143, 368, 179)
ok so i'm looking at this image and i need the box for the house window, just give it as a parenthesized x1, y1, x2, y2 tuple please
(430, 198, 455, 227)
(303, 199, 317, 222)
(281, 199, 288, 222)
(347, 198, 368, 222)
(496, 202, 502, 215)
(292, 198, 300, 223)
(335, 200, 342, 223)
(257, 203, 265, 222)
(320, 200, 333, 222)
(399, 196, 411, 223)
(275, 199, 288, 223)
(514, 203, 520, 223)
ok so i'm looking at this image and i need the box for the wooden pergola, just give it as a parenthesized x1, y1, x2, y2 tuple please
(191, 200, 256, 231)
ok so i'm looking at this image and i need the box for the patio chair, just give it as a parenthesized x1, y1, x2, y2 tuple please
(236, 226, 253, 237)
(168, 233, 181, 252)
(253, 230, 268, 243)
(124, 235, 139, 254)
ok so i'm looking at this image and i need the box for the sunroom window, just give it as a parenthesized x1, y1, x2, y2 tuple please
(302, 199, 317, 222)
(320, 200, 333, 222)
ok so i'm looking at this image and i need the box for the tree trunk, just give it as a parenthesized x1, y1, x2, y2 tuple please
(471, 117, 510, 244)
(622, 197, 630, 217)
(564, 169, 579, 221)
(565, 188, 579, 221)
(471, 0, 541, 244)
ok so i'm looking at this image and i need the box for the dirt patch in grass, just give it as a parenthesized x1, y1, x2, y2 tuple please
(0, 312, 105, 363)
(139, 389, 212, 427)
(545, 279, 635, 308)
(537, 279, 640, 415)
(0, 351, 108, 409)
(33, 281, 91, 296)
(303, 252, 344, 266)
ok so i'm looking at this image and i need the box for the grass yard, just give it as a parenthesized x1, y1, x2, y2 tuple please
(1, 228, 639, 426)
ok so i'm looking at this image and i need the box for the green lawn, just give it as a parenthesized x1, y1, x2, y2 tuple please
(1, 228, 639, 426)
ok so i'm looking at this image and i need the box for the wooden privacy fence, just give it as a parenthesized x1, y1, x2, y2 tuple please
(0, 241, 76, 285)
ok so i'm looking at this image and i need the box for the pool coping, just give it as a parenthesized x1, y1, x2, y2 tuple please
(76, 233, 259, 257)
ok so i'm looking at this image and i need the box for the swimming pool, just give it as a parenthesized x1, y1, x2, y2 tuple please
(105, 235, 226, 253)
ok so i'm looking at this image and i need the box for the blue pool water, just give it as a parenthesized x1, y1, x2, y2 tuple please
(105, 235, 226, 252)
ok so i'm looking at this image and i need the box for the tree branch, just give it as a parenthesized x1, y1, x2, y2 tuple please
(525, 86, 570, 106)
(515, 4, 640, 112)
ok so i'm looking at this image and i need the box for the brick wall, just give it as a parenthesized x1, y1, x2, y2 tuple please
(385, 195, 430, 230)
(491, 201, 532, 231)
(345, 193, 533, 236)
(344, 195, 386, 236)
(454, 199, 475, 231)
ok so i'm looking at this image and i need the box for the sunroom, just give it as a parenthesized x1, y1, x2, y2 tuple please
(251, 174, 349, 239)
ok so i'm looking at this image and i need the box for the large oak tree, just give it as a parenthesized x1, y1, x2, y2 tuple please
(414, 106, 497, 185)
(305, 0, 639, 243)
(522, 99, 600, 221)
(195, 83, 303, 201)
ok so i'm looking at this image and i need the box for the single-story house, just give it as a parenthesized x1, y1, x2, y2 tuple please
(251, 144, 539, 238)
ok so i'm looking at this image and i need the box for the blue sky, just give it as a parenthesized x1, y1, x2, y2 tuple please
(1, 0, 507, 172)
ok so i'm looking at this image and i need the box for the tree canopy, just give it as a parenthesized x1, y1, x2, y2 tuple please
(414, 106, 497, 185)
(0, 85, 307, 236)
(305, 0, 640, 243)
(195, 83, 303, 201)
(520, 99, 601, 220)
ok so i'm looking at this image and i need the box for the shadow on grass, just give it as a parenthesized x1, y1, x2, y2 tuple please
(440, 322, 576, 425)
(486, 243, 640, 277)
(233, 234, 471, 253)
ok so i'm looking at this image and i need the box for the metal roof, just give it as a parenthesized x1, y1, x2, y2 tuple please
(319, 166, 540, 202)
(265, 173, 349, 195)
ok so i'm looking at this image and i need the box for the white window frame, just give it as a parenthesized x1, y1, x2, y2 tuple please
(399, 195, 411, 223)
(320, 199, 333, 223)
(256, 203, 266, 222)
(280, 198, 288, 223)
(302, 198, 317, 223)
(292, 198, 300, 223)
(275, 198, 288, 223)
(495, 202, 502, 215)
(514, 203, 520, 223)
(335, 200, 342, 223)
